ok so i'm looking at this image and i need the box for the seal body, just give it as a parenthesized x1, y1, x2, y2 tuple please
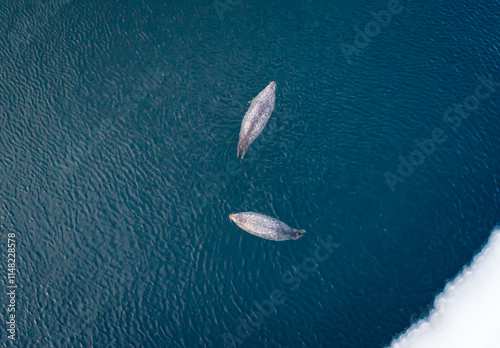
(237, 81, 276, 159)
(229, 212, 306, 241)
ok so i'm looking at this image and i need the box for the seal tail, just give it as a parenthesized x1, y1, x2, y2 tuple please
(237, 144, 247, 160)
(293, 229, 306, 240)
(237, 143, 247, 159)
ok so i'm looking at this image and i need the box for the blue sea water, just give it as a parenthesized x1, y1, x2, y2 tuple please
(0, 0, 499, 347)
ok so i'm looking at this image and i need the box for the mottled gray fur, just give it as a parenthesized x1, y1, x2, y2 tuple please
(237, 81, 276, 159)
(229, 212, 306, 241)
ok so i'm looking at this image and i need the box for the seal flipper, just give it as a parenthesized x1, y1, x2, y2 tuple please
(237, 142, 247, 159)
(240, 146, 248, 160)
(293, 229, 306, 240)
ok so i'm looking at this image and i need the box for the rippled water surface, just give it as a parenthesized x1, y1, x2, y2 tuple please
(1, 0, 499, 347)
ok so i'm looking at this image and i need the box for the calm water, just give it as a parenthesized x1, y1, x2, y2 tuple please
(1, 0, 499, 347)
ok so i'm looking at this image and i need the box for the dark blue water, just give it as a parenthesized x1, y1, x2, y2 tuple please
(1, 0, 499, 347)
